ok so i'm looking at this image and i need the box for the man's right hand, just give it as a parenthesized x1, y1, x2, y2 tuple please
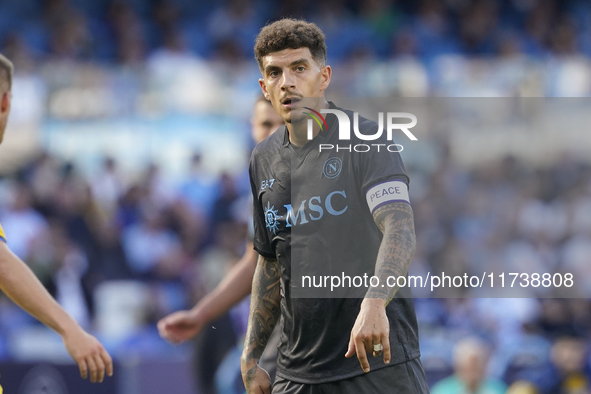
(61, 326, 113, 383)
(157, 309, 204, 344)
(241, 363, 272, 394)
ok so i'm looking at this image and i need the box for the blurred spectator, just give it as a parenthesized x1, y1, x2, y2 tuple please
(140, 163, 177, 210)
(121, 204, 182, 279)
(507, 381, 538, 394)
(535, 300, 580, 340)
(90, 156, 124, 218)
(45, 0, 94, 60)
(458, 0, 498, 55)
(432, 337, 507, 394)
(207, 0, 260, 58)
(528, 337, 591, 394)
(107, 1, 146, 65)
(0, 181, 49, 260)
(179, 153, 218, 218)
(48, 222, 91, 327)
(211, 172, 239, 227)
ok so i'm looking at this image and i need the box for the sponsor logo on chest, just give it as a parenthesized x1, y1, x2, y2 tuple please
(264, 189, 349, 234)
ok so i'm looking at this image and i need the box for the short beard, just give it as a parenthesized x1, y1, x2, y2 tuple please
(288, 110, 307, 125)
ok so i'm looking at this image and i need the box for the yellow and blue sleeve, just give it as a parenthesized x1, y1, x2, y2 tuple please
(0, 225, 4, 393)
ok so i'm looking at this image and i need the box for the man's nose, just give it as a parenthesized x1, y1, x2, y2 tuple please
(281, 70, 296, 91)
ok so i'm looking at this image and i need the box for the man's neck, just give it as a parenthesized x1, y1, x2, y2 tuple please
(287, 99, 329, 147)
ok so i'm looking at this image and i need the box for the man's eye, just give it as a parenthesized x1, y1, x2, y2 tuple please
(269, 71, 279, 77)
(297, 66, 305, 72)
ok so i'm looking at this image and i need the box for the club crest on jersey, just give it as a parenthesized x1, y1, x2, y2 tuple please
(323, 157, 342, 179)
(264, 202, 283, 234)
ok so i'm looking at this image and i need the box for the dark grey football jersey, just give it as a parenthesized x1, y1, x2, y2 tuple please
(249, 102, 420, 384)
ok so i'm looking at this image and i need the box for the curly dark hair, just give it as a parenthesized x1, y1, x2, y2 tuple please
(254, 18, 327, 72)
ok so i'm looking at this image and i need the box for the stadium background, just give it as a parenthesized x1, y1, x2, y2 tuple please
(0, 0, 590, 393)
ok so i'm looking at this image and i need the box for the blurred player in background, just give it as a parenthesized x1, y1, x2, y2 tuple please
(157, 95, 284, 381)
(0, 53, 113, 388)
(242, 19, 429, 394)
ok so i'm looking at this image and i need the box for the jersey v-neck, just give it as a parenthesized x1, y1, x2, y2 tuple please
(282, 101, 337, 160)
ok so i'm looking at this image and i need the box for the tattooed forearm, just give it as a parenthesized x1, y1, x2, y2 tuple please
(366, 202, 416, 305)
(241, 254, 281, 371)
(243, 364, 258, 384)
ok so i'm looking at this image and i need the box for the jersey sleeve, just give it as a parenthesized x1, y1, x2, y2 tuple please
(249, 158, 275, 258)
(356, 133, 410, 215)
(247, 215, 255, 243)
(0, 223, 6, 243)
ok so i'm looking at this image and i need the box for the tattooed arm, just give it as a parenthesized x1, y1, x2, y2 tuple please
(241, 254, 281, 394)
(345, 201, 416, 372)
(367, 201, 416, 303)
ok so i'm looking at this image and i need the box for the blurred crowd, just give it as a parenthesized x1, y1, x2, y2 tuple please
(0, 151, 252, 358)
(1, 0, 591, 121)
(1, 0, 591, 64)
(0, 0, 591, 393)
(409, 149, 591, 393)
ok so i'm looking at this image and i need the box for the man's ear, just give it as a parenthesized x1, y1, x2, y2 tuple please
(319, 65, 332, 92)
(0, 92, 9, 113)
(259, 79, 270, 101)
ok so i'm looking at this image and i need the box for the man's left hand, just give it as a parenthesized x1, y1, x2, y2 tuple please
(345, 298, 391, 372)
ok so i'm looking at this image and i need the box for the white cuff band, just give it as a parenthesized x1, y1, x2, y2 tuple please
(366, 180, 410, 214)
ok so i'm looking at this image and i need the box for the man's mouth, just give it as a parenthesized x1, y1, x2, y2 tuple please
(282, 97, 301, 108)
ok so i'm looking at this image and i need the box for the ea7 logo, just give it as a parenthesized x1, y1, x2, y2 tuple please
(306, 109, 418, 141)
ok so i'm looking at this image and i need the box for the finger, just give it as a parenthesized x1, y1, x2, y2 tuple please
(345, 334, 356, 358)
(86, 355, 98, 383)
(78, 359, 88, 380)
(363, 335, 374, 355)
(372, 331, 383, 357)
(158, 314, 179, 330)
(163, 316, 182, 328)
(163, 332, 178, 344)
(94, 353, 106, 383)
(161, 318, 182, 332)
(157, 320, 171, 340)
(355, 337, 370, 372)
(373, 343, 383, 358)
(166, 313, 190, 327)
(158, 323, 180, 343)
(157, 319, 167, 333)
(101, 347, 114, 377)
(382, 333, 391, 364)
